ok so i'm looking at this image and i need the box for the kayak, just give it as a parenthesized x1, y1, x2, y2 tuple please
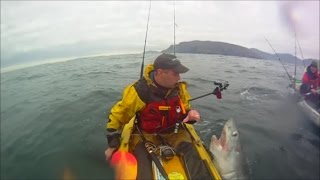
(115, 117, 222, 180)
(298, 99, 320, 126)
(290, 82, 320, 127)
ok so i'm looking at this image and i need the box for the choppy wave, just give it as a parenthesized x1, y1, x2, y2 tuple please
(186, 77, 215, 84)
(238, 85, 285, 104)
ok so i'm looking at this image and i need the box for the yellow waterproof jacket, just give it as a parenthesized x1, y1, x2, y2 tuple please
(106, 64, 191, 131)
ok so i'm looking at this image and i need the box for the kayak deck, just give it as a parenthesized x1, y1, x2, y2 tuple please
(117, 117, 222, 180)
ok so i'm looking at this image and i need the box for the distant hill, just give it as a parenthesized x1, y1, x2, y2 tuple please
(250, 48, 304, 65)
(162, 40, 319, 65)
(145, 50, 160, 53)
(162, 40, 261, 59)
(249, 48, 276, 60)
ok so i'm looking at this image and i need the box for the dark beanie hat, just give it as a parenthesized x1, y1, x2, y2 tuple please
(154, 53, 189, 73)
(310, 60, 318, 68)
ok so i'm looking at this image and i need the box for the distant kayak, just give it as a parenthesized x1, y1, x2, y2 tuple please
(298, 99, 320, 126)
(290, 82, 320, 127)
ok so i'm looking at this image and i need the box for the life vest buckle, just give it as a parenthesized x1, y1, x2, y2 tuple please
(159, 106, 171, 111)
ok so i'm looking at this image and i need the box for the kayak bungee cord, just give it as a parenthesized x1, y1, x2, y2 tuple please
(135, 124, 170, 180)
(140, 0, 152, 79)
(265, 38, 295, 87)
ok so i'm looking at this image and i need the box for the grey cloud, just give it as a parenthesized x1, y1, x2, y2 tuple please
(1, 1, 319, 69)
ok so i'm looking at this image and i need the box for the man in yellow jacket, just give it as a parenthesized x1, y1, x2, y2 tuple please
(105, 53, 211, 179)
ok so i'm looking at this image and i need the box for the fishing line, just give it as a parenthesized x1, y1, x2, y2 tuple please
(140, 0, 152, 79)
(264, 38, 294, 86)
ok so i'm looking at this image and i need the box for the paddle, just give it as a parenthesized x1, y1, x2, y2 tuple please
(109, 150, 138, 180)
(62, 166, 75, 180)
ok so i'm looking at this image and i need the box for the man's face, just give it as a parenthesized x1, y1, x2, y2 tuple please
(157, 69, 181, 88)
(310, 66, 317, 73)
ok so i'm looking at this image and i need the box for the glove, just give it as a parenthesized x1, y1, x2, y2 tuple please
(106, 128, 121, 148)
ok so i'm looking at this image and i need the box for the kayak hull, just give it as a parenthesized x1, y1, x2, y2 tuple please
(298, 99, 320, 127)
(117, 117, 222, 180)
(289, 82, 320, 127)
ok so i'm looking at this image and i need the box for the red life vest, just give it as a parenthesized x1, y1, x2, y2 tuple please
(138, 96, 185, 133)
(302, 67, 320, 89)
(302, 73, 320, 89)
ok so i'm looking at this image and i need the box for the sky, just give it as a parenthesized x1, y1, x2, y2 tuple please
(1, 1, 319, 69)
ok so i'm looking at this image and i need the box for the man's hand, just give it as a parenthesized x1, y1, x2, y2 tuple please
(105, 147, 117, 161)
(183, 109, 201, 123)
(311, 88, 317, 95)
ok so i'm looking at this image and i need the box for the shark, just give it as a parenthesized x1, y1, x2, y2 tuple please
(210, 119, 248, 180)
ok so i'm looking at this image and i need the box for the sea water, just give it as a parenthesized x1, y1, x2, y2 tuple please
(1, 52, 319, 179)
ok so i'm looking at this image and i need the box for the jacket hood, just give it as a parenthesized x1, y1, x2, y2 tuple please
(306, 65, 319, 79)
(143, 64, 155, 85)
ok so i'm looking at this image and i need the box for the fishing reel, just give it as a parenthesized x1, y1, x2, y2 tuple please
(213, 81, 229, 91)
(158, 145, 176, 161)
(189, 80, 230, 101)
(213, 81, 229, 99)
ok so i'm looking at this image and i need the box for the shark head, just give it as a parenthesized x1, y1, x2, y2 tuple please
(210, 119, 240, 152)
(210, 119, 247, 180)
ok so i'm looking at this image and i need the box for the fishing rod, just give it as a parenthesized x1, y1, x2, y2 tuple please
(175, 81, 229, 134)
(173, 1, 176, 56)
(189, 81, 229, 101)
(264, 38, 295, 86)
(294, 33, 297, 88)
(290, 32, 297, 90)
(138, 2, 170, 179)
(296, 37, 306, 68)
(140, 0, 152, 79)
